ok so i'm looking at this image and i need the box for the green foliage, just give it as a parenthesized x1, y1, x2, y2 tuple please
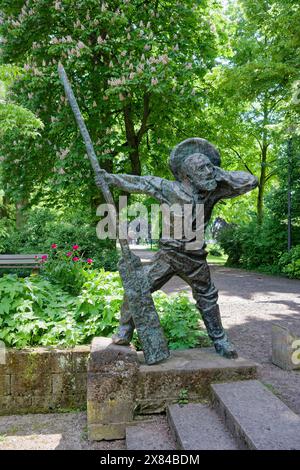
(74, 270, 123, 341)
(279, 246, 300, 279)
(0, 207, 119, 272)
(0, 274, 79, 347)
(0, 271, 209, 350)
(0, 64, 43, 137)
(178, 389, 189, 406)
(0, 218, 12, 252)
(0, 102, 43, 137)
(207, 243, 223, 257)
(0, 0, 219, 205)
(217, 134, 300, 277)
(40, 245, 94, 296)
(218, 216, 287, 271)
(152, 291, 211, 350)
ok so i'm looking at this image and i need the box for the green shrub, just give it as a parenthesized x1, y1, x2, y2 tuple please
(279, 246, 300, 279)
(207, 243, 223, 257)
(0, 274, 79, 347)
(40, 245, 94, 296)
(0, 271, 209, 349)
(217, 217, 287, 271)
(0, 207, 119, 272)
(152, 291, 211, 350)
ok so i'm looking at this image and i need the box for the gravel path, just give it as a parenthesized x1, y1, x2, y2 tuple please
(0, 249, 299, 449)
(155, 255, 300, 415)
(136, 249, 300, 413)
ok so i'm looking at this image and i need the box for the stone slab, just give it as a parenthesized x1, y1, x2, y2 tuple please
(272, 323, 300, 370)
(212, 380, 300, 450)
(87, 339, 258, 441)
(88, 337, 138, 372)
(126, 422, 176, 450)
(88, 422, 130, 441)
(87, 337, 139, 440)
(135, 348, 258, 413)
(167, 403, 239, 450)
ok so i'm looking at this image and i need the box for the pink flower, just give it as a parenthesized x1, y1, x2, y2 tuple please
(66, 252, 72, 257)
(73, 257, 79, 262)
(51, 244, 57, 249)
(87, 258, 93, 264)
(72, 244, 79, 250)
(41, 255, 48, 260)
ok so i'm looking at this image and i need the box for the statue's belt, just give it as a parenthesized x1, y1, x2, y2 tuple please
(159, 239, 207, 256)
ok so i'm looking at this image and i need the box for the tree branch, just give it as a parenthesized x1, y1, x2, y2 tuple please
(249, 132, 263, 153)
(229, 147, 254, 175)
(265, 170, 277, 182)
(137, 92, 151, 144)
(123, 103, 137, 147)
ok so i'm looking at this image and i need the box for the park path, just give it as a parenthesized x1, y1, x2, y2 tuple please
(0, 250, 299, 450)
(136, 249, 300, 415)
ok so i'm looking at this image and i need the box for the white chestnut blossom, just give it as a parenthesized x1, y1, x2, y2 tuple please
(54, 2, 62, 11)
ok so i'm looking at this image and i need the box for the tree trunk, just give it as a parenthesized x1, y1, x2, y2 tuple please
(0, 195, 9, 219)
(123, 103, 141, 176)
(15, 199, 28, 230)
(257, 145, 267, 225)
(123, 93, 150, 177)
(257, 101, 269, 225)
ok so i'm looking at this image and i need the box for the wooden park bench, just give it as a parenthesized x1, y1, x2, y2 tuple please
(0, 254, 48, 271)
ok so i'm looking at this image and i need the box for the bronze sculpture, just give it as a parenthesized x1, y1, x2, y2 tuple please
(99, 138, 258, 359)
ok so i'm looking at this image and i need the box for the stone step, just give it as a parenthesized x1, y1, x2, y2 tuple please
(211, 380, 300, 450)
(167, 403, 239, 450)
(126, 420, 176, 450)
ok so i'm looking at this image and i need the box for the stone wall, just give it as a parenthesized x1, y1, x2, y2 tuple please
(0, 346, 90, 415)
(87, 338, 258, 441)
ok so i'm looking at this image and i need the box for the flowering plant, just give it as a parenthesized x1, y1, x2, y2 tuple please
(40, 243, 93, 295)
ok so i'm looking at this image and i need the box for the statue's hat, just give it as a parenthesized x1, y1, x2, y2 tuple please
(169, 137, 221, 178)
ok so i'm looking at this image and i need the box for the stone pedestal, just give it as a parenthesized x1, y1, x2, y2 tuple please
(87, 337, 258, 441)
(272, 322, 300, 371)
(87, 337, 139, 441)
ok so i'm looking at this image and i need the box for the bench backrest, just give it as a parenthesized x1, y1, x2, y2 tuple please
(0, 254, 48, 269)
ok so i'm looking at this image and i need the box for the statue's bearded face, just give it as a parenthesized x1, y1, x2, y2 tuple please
(181, 153, 218, 192)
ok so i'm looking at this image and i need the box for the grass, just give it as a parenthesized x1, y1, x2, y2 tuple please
(207, 253, 228, 265)
(117, 242, 228, 264)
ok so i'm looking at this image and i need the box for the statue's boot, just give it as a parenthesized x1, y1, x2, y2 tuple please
(201, 305, 238, 359)
(112, 319, 134, 345)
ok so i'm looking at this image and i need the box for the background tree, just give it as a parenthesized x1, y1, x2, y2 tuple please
(0, 0, 219, 212)
(201, 0, 299, 224)
(0, 64, 43, 228)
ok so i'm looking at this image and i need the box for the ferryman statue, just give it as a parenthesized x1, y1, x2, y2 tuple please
(97, 138, 258, 359)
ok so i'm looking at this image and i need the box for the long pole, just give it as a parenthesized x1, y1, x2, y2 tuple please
(58, 64, 169, 365)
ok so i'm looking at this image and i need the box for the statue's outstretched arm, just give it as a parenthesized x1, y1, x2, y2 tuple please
(215, 168, 258, 199)
(95, 170, 165, 199)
